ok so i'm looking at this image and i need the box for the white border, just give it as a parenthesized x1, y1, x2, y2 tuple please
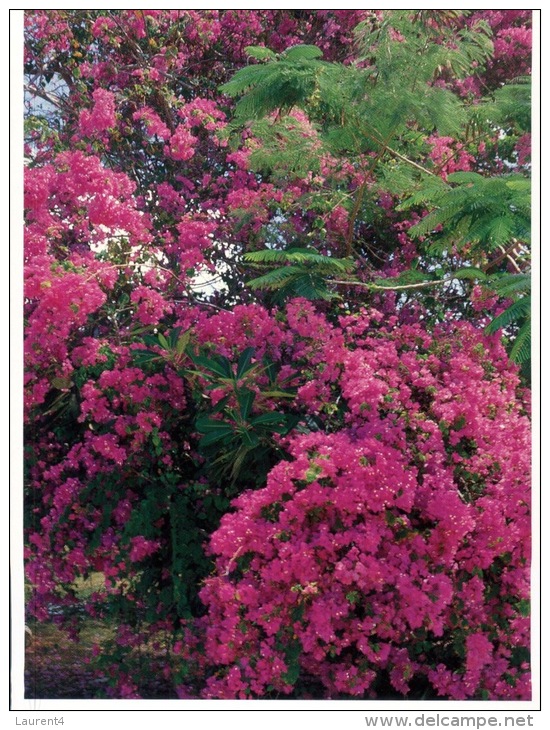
(9, 6, 543, 724)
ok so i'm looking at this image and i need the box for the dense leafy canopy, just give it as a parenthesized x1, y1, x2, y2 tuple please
(24, 10, 532, 700)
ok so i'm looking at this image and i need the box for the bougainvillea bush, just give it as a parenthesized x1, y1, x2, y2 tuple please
(199, 308, 531, 700)
(23, 10, 532, 700)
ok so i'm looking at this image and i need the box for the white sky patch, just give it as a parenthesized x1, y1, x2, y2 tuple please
(189, 266, 229, 295)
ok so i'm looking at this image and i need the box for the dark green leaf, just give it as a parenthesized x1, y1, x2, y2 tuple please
(238, 389, 255, 420)
(250, 412, 286, 427)
(236, 347, 255, 380)
(157, 333, 169, 349)
(189, 354, 233, 379)
(199, 428, 235, 448)
(195, 416, 233, 433)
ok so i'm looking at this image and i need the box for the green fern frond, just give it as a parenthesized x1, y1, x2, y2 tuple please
(409, 174, 530, 256)
(420, 86, 468, 135)
(287, 274, 337, 300)
(220, 50, 332, 121)
(485, 296, 531, 334)
(482, 80, 531, 133)
(245, 247, 355, 301)
(247, 265, 304, 290)
(486, 273, 531, 297)
(410, 198, 470, 237)
(244, 249, 295, 265)
(446, 172, 484, 184)
(249, 270, 337, 302)
(483, 272, 531, 365)
(244, 45, 277, 61)
(245, 248, 354, 272)
(396, 178, 448, 209)
(465, 214, 515, 249)
(509, 318, 531, 363)
(220, 64, 281, 98)
(282, 45, 323, 61)
(453, 267, 487, 281)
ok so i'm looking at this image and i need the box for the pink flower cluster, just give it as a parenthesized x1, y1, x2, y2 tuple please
(428, 135, 475, 179)
(165, 125, 198, 162)
(132, 107, 171, 141)
(79, 89, 116, 138)
(130, 286, 173, 325)
(200, 308, 531, 699)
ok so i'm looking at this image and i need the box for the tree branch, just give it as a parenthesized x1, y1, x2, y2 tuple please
(331, 275, 462, 292)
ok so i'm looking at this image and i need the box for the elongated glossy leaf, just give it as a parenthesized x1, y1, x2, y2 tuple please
(238, 389, 255, 420)
(238, 428, 260, 448)
(199, 428, 235, 448)
(133, 349, 162, 364)
(168, 327, 182, 348)
(250, 412, 286, 427)
(236, 347, 255, 380)
(157, 333, 170, 349)
(143, 334, 161, 348)
(195, 417, 234, 434)
(211, 395, 231, 414)
(189, 354, 233, 379)
(175, 330, 192, 355)
(261, 390, 297, 399)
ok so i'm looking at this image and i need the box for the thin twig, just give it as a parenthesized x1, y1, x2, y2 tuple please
(332, 276, 460, 292)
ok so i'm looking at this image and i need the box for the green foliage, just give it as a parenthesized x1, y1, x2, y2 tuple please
(400, 171, 531, 368)
(355, 11, 493, 84)
(245, 248, 356, 301)
(133, 331, 300, 488)
(186, 346, 299, 489)
(132, 327, 192, 369)
(222, 15, 532, 370)
(403, 173, 531, 256)
(220, 45, 330, 122)
(479, 78, 531, 134)
(223, 14, 494, 185)
(484, 274, 531, 365)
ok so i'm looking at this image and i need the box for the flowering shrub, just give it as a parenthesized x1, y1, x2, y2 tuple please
(200, 312, 531, 699)
(23, 10, 532, 700)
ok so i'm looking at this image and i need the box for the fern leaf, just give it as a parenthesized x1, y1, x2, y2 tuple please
(453, 267, 487, 281)
(245, 248, 355, 272)
(289, 274, 335, 300)
(485, 296, 531, 334)
(410, 198, 468, 237)
(247, 266, 304, 290)
(486, 273, 531, 297)
(244, 249, 295, 265)
(397, 179, 448, 210)
(282, 45, 323, 61)
(245, 45, 277, 61)
(446, 172, 484, 184)
(509, 318, 531, 364)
